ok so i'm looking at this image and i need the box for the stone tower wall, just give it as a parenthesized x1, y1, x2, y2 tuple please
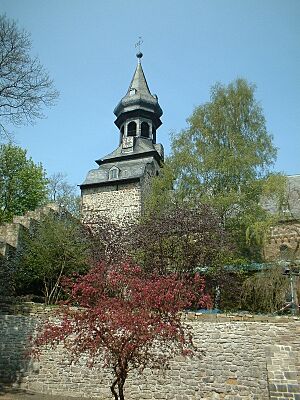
(264, 222, 300, 262)
(81, 159, 160, 228)
(81, 181, 142, 228)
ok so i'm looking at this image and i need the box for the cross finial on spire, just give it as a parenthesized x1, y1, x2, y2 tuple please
(135, 36, 143, 52)
(135, 36, 143, 62)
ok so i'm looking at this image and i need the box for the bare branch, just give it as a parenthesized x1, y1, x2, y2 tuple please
(0, 14, 59, 134)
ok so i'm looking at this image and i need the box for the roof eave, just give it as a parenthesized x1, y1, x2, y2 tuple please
(80, 176, 140, 190)
(96, 150, 163, 166)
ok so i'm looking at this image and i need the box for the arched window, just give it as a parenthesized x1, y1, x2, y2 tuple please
(109, 166, 119, 180)
(127, 121, 137, 137)
(141, 122, 150, 138)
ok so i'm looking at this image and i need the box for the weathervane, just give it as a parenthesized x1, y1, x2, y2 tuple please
(135, 36, 143, 60)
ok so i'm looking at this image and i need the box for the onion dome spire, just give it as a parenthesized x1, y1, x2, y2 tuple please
(113, 48, 162, 128)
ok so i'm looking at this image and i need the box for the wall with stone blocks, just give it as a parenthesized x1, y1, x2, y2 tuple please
(81, 182, 142, 227)
(264, 222, 300, 262)
(0, 305, 300, 400)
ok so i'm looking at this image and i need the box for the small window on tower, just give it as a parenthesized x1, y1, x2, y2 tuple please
(141, 122, 150, 138)
(109, 167, 119, 180)
(127, 121, 137, 137)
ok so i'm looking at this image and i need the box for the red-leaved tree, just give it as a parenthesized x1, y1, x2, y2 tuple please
(33, 262, 211, 400)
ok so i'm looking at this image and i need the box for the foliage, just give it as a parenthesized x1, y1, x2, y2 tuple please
(171, 79, 277, 199)
(33, 262, 211, 400)
(241, 266, 292, 313)
(47, 172, 81, 217)
(144, 160, 175, 213)
(15, 212, 90, 305)
(148, 79, 286, 260)
(88, 216, 131, 266)
(0, 248, 15, 297)
(0, 143, 48, 223)
(132, 203, 229, 275)
(0, 14, 58, 137)
(204, 267, 249, 311)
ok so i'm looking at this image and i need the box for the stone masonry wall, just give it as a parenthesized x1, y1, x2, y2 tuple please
(1, 304, 300, 400)
(264, 222, 300, 262)
(81, 182, 141, 227)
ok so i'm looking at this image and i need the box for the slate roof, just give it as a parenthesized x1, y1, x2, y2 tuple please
(284, 175, 300, 219)
(80, 156, 157, 188)
(262, 175, 300, 220)
(96, 137, 163, 165)
(114, 62, 163, 119)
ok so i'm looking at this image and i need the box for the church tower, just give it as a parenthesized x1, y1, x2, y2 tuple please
(80, 52, 164, 228)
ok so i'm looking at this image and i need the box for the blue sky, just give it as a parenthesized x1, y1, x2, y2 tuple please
(1, 0, 299, 189)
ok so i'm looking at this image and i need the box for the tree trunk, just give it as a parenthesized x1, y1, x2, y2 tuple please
(110, 363, 127, 400)
(110, 377, 119, 400)
(118, 378, 125, 400)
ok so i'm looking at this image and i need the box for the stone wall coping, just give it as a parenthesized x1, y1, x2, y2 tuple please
(0, 301, 56, 316)
(181, 311, 300, 323)
(1, 301, 299, 324)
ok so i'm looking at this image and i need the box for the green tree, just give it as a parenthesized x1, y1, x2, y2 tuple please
(0, 143, 48, 223)
(0, 14, 58, 138)
(16, 212, 90, 305)
(149, 79, 285, 260)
